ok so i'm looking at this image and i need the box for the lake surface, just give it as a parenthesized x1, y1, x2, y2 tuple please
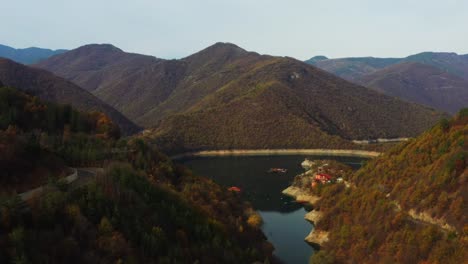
(179, 155, 364, 264)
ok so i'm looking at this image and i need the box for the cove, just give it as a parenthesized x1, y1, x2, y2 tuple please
(178, 155, 365, 264)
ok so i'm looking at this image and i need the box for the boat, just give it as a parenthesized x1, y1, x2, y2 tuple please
(228, 186, 241, 192)
(268, 168, 288, 173)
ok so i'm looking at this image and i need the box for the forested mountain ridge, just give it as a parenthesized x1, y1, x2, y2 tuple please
(0, 58, 140, 135)
(308, 110, 468, 263)
(0, 86, 275, 263)
(0, 44, 67, 64)
(37, 43, 445, 153)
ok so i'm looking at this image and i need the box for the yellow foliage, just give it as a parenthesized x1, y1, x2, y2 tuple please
(246, 213, 263, 229)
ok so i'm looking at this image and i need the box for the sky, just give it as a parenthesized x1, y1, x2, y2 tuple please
(2, 0, 468, 60)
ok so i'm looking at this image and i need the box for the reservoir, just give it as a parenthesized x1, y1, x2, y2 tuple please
(180, 155, 365, 264)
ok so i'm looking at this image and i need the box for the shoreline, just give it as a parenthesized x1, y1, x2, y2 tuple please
(282, 185, 329, 249)
(171, 149, 381, 160)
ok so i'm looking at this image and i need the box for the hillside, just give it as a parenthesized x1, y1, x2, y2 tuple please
(36, 43, 445, 152)
(0, 88, 274, 263)
(0, 44, 67, 64)
(0, 58, 139, 135)
(359, 62, 468, 114)
(304, 110, 467, 263)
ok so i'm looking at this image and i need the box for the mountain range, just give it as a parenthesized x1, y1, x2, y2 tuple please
(306, 52, 468, 114)
(0, 44, 67, 64)
(35, 43, 444, 152)
(0, 58, 139, 135)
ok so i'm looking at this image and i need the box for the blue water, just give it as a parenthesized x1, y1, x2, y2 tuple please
(179, 155, 364, 264)
(260, 208, 313, 264)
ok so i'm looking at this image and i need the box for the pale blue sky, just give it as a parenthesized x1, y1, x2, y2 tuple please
(2, 0, 467, 60)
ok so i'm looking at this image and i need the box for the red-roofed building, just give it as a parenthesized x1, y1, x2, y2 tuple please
(315, 173, 332, 184)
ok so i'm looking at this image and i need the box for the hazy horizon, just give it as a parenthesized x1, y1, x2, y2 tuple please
(2, 0, 468, 60)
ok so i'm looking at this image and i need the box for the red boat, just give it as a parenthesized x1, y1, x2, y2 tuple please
(228, 186, 241, 192)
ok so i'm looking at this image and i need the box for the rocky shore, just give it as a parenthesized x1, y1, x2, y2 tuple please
(282, 186, 321, 205)
(305, 230, 329, 249)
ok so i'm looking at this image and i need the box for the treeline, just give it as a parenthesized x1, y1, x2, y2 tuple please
(0, 86, 119, 138)
(309, 110, 467, 264)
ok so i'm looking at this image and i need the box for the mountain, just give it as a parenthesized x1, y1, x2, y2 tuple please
(0, 44, 67, 64)
(37, 43, 445, 152)
(305, 56, 402, 81)
(306, 52, 468, 82)
(359, 62, 468, 114)
(308, 110, 467, 263)
(0, 58, 139, 135)
(36, 44, 177, 120)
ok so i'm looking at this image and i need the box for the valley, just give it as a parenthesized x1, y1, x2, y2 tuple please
(0, 36, 466, 264)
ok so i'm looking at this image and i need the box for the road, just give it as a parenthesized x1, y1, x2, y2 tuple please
(18, 167, 101, 201)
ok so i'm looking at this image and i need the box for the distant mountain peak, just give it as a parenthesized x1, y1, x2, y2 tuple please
(75, 43, 123, 53)
(304, 56, 330, 65)
(309, 55, 328, 61)
(209, 42, 246, 51)
(188, 42, 248, 58)
(182, 42, 251, 67)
